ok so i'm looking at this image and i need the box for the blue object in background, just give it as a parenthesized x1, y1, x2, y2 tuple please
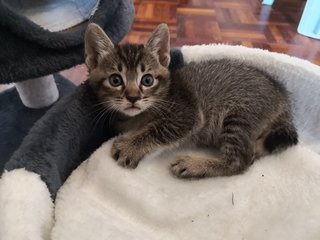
(298, 0, 320, 40)
(6, 0, 99, 32)
(262, 0, 274, 5)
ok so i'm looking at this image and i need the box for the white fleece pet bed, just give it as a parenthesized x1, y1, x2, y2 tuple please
(52, 45, 320, 240)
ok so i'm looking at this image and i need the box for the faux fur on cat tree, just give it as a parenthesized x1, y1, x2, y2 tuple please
(0, 0, 134, 83)
(0, 74, 75, 172)
(1, 46, 320, 239)
(0, 0, 135, 165)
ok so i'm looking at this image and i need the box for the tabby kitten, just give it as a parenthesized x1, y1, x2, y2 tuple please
(85, 23, 298, 178)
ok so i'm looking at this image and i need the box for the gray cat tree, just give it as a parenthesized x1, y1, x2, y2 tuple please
(0, 0, 135, 168)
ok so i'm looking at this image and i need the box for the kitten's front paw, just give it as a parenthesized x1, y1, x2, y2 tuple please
(170, 156, 210, 178)
(111, 137, 144, 169)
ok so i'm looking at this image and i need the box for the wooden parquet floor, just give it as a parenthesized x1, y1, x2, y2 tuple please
(123, 0, 320, 65)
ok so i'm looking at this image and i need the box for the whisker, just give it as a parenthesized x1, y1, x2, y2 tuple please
(90, 103, 116, 131)
(91, 100, 115, 107)
(107, 103, 120, 128)
(91, 108, 108, 131)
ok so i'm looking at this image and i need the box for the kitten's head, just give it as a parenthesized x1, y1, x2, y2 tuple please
(85, 23, 170, 117)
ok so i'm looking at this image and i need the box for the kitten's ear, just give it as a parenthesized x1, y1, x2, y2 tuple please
(145, 24, 170, 67)
(85, 23, 114, 70)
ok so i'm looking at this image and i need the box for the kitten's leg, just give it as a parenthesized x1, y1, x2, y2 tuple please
(171, 115, 254, 178)
(111, 108, 197, 168)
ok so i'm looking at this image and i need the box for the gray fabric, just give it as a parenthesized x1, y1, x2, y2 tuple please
(0, 0, 135, 83)
(3, 49, 185, 199)
(0, 74, 75, 171)
(4, 81, 116, 198)
(169, 48, 185, 70)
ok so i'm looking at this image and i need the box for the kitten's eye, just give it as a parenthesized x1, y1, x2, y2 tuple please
(141, 74, 154, 87)
(109, 74, 123, 87)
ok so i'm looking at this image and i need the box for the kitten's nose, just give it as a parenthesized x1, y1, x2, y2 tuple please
(126, 96, 141, 104)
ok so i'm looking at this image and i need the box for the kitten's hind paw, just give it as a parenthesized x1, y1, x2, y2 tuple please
(170, 156, 211, 178)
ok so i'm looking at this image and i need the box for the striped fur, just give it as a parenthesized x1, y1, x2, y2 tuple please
(85, 23, 298, 178)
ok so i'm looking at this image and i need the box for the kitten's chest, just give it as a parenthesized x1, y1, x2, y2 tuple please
(114, 114, 151, 134)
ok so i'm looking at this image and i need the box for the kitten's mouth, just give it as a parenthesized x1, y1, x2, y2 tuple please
(125, 105, 141, 110)
(122, 105, 142, 116)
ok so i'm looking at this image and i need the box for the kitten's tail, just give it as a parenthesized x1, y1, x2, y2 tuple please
(263, 120, 298, 153)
